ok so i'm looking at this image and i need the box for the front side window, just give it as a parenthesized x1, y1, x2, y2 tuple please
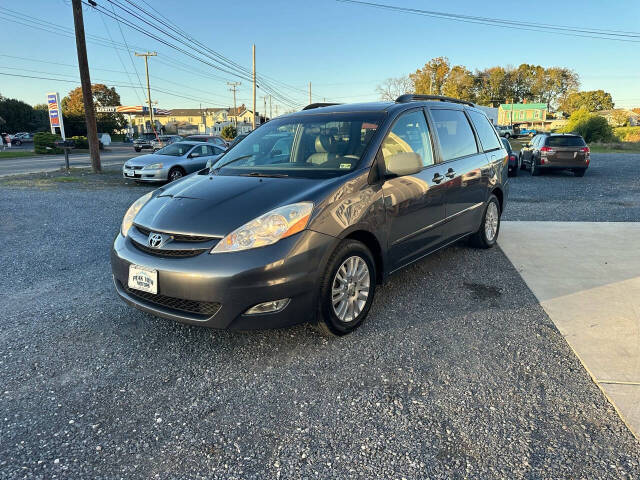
(213, 112, 384, 178)
(469, 110, 502, 152)
(430, 109, 478, 161)
(381, 110, 434, 169)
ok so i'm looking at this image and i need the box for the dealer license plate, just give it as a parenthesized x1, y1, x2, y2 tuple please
(128, 265, 158, 294)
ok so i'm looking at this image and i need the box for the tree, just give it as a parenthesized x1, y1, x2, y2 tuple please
(410, 56, 450, 95)
(542, 67, 579, 109)
(560, 90, 614, 114)
(221, 124, 237, 140)
(0, 97, 47, 132)
(442, 66, 475, 103)
(559, 107, 613, 143)
(376, 76, 413, 101)
(474, 66, 511, 106)
(61, 84, 127, 135)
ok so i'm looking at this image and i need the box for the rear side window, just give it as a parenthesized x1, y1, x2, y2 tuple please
(546, 136, 586, 147)
(430, 109, 478, 161)
(468, 110, 502, 151)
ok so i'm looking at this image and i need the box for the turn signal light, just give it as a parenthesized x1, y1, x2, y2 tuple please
(540, 146, 554, 153)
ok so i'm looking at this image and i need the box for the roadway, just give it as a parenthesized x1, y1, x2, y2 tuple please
(0, 144, 144, 177)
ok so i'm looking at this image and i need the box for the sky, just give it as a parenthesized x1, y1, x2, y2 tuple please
(0, 0, 638, 113)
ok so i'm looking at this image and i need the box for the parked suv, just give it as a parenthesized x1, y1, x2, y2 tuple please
(112, 95, 508, 335)
(519, 133, 589, 176)
(495, 125, 513, 139)
(151, 135, 182, 152)
(133, 133, 157, 152)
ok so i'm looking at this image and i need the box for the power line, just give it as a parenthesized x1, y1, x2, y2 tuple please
(337, 0, 640, 43)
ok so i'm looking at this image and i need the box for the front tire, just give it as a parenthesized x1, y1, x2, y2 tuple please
(316, 240, 376, 336)
(469, 195, 500, 249)
(168, 166, 186, 182)
(134, 147, 141, 152)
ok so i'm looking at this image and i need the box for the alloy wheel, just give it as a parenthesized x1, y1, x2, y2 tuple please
(331, 256, 371, 323)
(485, 202, 499, 242)
(169, 169, 183, 181)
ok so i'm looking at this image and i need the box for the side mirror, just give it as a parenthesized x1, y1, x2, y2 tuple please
(270, 149, 282, 157)
(384, 152, 423, 178)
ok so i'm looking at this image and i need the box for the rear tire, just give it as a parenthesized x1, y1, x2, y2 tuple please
(508, 163, 518, 177)
(519, 155, 527, 170)
(315, 240, 376, 337)
(530, 160, 540, 176)
(504, 133, 510, 139)
(573, 168, 586, 177)
(469, 195, 500, 249)
(134, 147, 141, 152)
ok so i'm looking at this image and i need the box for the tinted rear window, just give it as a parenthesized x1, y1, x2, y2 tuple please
(546, 136, 586, 147)
(430, 109, 478, 161)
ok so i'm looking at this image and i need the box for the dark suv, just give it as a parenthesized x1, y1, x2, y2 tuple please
(111, 95, 509, 335)
(519, 133, 590, 176)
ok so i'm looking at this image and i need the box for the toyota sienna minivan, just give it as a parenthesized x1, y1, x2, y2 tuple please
(111, 95, 509, 335)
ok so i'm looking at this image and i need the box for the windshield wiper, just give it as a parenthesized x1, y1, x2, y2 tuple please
(240, 172, 289, 178)
(213, 154, 254, 172)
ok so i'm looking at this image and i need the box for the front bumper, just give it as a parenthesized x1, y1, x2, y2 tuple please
(110, 230, 338, 329)
(123, 165, 168, 182)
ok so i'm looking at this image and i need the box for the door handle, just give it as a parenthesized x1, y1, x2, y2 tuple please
(445, 168, 455, 178)
(432, 173, 445, 184)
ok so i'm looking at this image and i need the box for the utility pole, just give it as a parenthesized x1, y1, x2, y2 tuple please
(71, 0, 100, 172)
(263, 95, 268, 123)
(135, 51, 157, 136)
(275, 104, 278, 117)
(227, 81, 240, 126)
(269, 95, 272, 119)
(309, 81, 312, 104)
(252, 44, 256, 131)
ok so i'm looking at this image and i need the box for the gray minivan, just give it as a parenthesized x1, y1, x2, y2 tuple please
(112, 95, 509, 335)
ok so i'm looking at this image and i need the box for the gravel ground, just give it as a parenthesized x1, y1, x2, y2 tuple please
(502, 153, 640, 221)
(1, 167, 639, 479)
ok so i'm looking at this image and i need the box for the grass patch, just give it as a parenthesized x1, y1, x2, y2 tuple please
(589, 142, 640, 154)
(0, 165, 151, 190)
(0, 151, 35, 159)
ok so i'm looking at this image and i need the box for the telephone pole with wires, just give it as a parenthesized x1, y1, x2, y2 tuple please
(263, 96, 268, 123)
(227, 82, 240, 126)
(71, 0, 100, 172)
(135, 51, 157, 135)
(252, 44, 256, 131)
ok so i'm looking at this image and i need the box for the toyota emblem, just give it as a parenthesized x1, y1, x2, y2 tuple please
(148, 232, 165, 248)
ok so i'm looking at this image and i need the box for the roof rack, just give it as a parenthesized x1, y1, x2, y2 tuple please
(302, 103, 342, 110)
(395, 94, 474, 107)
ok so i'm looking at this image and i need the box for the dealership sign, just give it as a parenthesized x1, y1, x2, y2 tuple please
(96, 105, 170, 115)
(47, 92, 66, 139)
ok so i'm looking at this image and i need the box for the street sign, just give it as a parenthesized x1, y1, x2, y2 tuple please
(47, 92, 66, 139)
(95, 105, 170, 115)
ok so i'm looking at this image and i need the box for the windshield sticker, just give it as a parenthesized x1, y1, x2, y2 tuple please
(339, 163, 351, 169)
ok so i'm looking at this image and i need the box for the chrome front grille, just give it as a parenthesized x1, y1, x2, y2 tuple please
(129, 225, 219, 257)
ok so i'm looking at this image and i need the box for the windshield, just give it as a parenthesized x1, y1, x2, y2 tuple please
(213, 112, 384, 178)
(156, 142, 193, 156)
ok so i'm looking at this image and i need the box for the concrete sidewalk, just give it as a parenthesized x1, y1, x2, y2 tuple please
(499, 221, 640, 437)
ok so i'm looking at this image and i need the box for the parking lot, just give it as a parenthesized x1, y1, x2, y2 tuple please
(1, 154, 639, 478)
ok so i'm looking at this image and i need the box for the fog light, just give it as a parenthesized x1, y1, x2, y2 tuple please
(244, 298, 290, 315)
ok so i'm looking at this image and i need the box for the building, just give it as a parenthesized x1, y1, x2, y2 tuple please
(498, 103, 549, 127)
(597, 109, 640, 127)
(129, 104, 264, 136)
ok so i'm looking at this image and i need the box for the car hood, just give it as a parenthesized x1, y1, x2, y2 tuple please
(127, 153, 177, 166)
(133, 172, 346, 237)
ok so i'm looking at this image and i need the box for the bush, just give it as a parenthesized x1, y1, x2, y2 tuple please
(33, 132, 62, 154)
(70, 135, 88, 149)
(558, 108, 614, 143)
(613, 126, 640, 143)
(221, 124, 237, 140)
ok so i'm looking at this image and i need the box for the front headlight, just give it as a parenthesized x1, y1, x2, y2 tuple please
(211, 202, 313, 254)
(143, 162, 163, 169)
(121, 191, 153, 236)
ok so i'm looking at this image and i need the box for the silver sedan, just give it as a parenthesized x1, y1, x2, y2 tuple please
(123, 141, 225, 183)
